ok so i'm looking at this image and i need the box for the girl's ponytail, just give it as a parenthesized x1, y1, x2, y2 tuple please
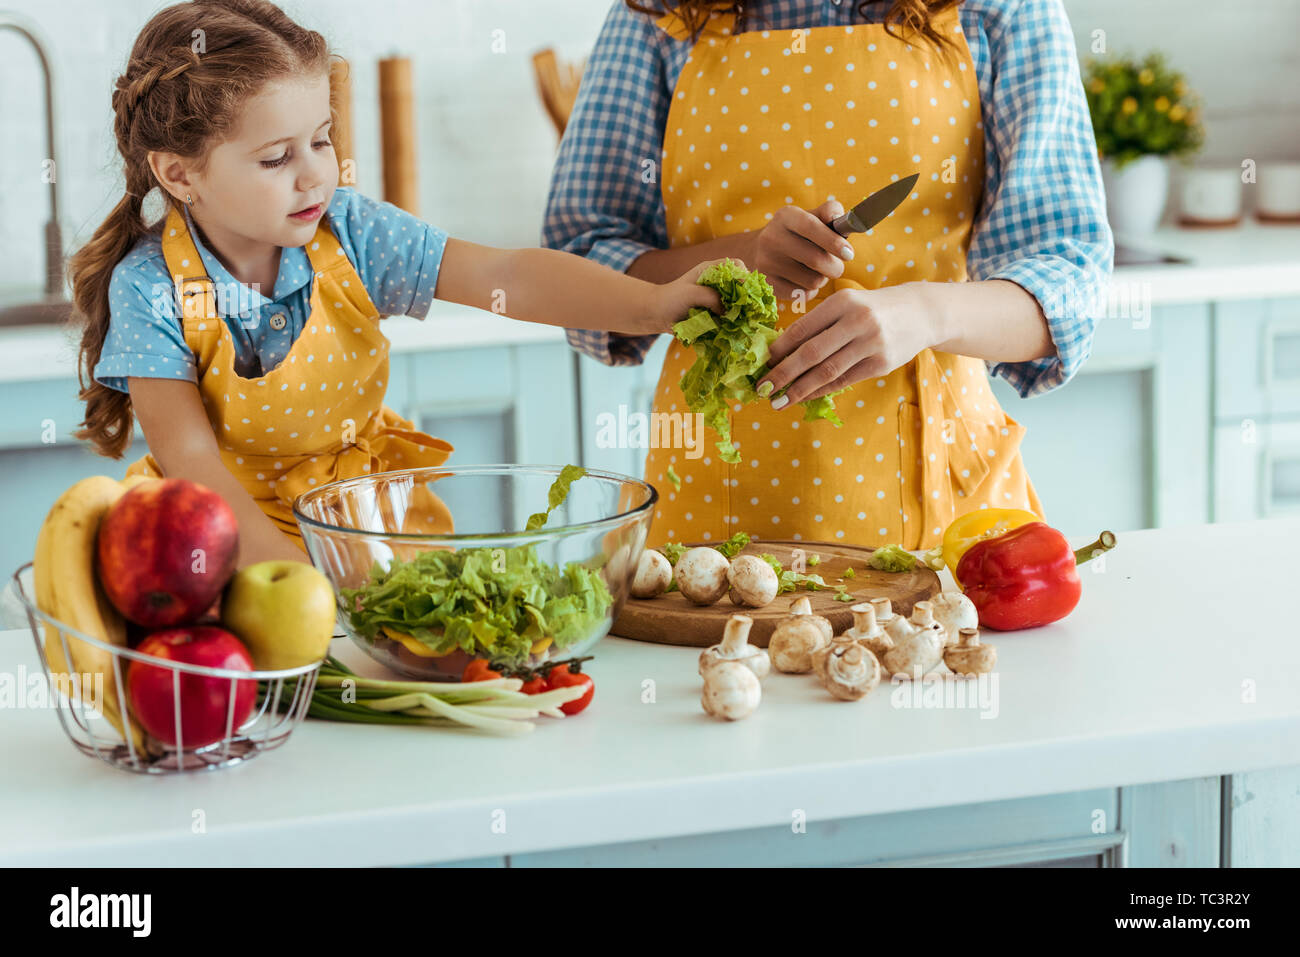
(70, 164, 152, 458)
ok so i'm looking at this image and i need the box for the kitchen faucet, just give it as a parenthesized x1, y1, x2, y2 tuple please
(1, 11, 64, 301)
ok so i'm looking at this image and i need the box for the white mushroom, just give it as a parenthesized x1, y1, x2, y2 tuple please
(859, 597, 897, 664)
(821, 643, 882, 701)
(813, 602, 880, 681)
(630, 549, 673, 598)
(727, 554, 779, 608)
(675, 546, 731, 605)
(605, 542, 635, 589)
(698, 614, 770, 680)
(768, 595, 832, 673)
(928, 591, 979, 647)
(944, 627, 998, 676)
(881, 600, 947, 679)
(912, 601, 947, 642)
(701, 660, 762, 721)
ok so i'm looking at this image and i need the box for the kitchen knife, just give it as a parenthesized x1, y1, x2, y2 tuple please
(829, 172, 921, 237)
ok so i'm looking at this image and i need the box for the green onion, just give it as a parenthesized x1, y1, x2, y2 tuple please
(263, 656, 587, 735)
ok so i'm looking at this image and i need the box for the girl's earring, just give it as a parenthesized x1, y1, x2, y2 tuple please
(186, 193, 194, 207)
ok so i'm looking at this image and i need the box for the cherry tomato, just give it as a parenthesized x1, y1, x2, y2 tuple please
(520, 675, 549, 695)
(546, 664, 594, 715)
(461, 659, 502, 682)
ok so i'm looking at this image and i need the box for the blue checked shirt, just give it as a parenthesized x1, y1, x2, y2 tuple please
(541, 0, 1114, 397)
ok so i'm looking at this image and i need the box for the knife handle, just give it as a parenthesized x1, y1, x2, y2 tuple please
(828, 213, 853, 238)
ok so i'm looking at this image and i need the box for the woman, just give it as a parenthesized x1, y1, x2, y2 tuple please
(543, 0, 1113, 549)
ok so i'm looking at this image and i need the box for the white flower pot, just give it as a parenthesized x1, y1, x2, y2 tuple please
(1101, 155, 1170, 237)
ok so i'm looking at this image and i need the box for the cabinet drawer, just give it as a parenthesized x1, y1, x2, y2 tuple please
(507, 788, 1118, 867)
(0, 378, 145, 450)
(1213, 417, 1300, 521)
(1214, 298, 1300, 420)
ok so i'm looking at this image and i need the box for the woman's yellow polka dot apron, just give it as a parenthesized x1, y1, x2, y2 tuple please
(644, 2, 1044, 551)
(125, 205, 456, 552)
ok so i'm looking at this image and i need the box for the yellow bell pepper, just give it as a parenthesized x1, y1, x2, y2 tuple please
(383, 627, 450, 658)
(941, 507, 1041, 589)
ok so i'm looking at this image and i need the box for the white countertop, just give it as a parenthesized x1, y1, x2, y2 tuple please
(3, 220, 1300, 384)
(2, 516, 1298, 866)
(1112, 219, 1300, 303)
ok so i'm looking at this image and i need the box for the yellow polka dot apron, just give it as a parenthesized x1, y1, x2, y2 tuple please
(644, 1, 1044, 551)
(125, 205, 456, 552)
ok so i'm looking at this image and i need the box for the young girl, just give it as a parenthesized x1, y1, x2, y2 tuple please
(72, 0, 720, 567)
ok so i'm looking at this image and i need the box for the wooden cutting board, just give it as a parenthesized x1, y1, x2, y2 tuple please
(612, 540, 941, 648)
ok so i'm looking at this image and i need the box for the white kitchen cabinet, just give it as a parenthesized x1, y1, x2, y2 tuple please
(576, 305, 1214, 539)
(1214, 297, 1300, 421)
(0, 373, 148, 575)
(0, 341, 580, 574)
(989, 303, 1212, 537)
(505, 779, 1224, 867)
(1211, 298, 1300, 522)
(508, 788, 1123, 867)
(0, 438, 148, 576)
(401, 342, 579, 533)
(1227, 767, 1300, 867)
(576, 335, 673, 481)
(1213, 418, 1300, 521)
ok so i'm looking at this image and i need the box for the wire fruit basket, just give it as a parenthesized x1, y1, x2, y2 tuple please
(12, 562, 322, 775)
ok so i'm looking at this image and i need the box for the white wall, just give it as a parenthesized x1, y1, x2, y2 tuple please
(1, 0, 1297, 296)
(1061, 0, 1300, 164)
(0, 0, 612, 296)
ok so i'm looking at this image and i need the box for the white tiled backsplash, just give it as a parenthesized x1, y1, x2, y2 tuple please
(2, 0, 1297, 293)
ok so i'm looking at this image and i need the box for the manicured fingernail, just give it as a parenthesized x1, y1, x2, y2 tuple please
(841, 245, 854, 260)
(770, 394, 789, 410)
(756, 380, 774, 398)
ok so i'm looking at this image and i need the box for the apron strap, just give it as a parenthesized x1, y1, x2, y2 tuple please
(159, 203, 382, 358)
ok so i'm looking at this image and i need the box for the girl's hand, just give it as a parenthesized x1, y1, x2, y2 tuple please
(747, 200, 856, 301)
(647, 258, 729, 333)
(756, 283, 942, 406)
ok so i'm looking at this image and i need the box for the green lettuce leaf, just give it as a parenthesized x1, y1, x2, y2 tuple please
(672, 259, 851, 461)
(714, 530, 751, 558)
(868, 543, 918, 573)
(339, 464, 613, 668)
(526, 464, 587, 531)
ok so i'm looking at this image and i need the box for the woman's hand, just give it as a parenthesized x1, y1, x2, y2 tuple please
(747, 200, 855, 301)
(646, 258, 729, 333)
(756, 283, 943, 406)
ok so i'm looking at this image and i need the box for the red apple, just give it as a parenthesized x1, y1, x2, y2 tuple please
(97, 478, 239, 627)
(127, 625, 257, 748)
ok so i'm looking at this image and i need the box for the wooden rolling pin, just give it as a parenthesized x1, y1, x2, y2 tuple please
(378, 56, 418, 214)
(329, 59, 356, 185)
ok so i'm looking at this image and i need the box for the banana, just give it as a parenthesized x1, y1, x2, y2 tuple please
(33, 476, 150, 757)
(120, 473, 161, 490)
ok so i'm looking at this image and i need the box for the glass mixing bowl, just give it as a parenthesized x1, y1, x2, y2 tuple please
(293, 465, 656, 680)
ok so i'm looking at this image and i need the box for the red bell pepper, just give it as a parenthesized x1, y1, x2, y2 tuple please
(954, 523, 1116, 631)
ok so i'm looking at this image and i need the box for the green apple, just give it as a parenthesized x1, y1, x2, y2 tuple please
(221, 560, 337, 671)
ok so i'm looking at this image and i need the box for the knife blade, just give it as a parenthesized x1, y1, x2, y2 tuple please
(830, 172, 921, 237)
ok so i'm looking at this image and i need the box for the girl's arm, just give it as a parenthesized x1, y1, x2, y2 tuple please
(435, 238, 723, 333)
(127, 377, 309, 568)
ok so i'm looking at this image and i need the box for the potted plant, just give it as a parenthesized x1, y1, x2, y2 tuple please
(1083, 52, 1204, 235)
